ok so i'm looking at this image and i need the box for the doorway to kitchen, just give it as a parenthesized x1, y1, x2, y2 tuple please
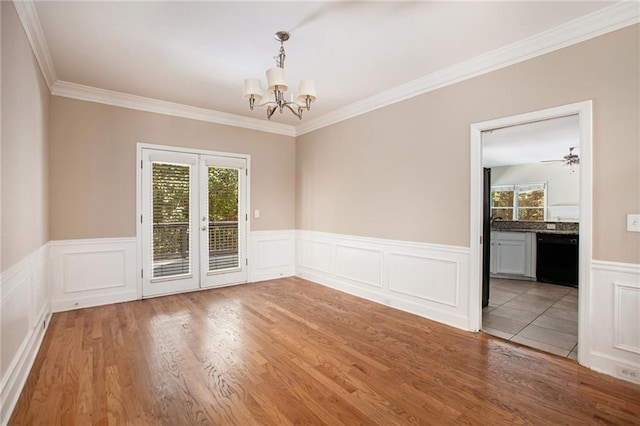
(138, 145, 249, 298)
(469, 101, 592, 363)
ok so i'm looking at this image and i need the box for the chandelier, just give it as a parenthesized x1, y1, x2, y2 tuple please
(243, 31, 317, 121)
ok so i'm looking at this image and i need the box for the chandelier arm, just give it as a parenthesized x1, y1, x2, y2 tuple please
(283, 102, 303, 120)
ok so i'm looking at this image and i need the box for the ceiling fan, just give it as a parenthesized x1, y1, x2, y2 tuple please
(541, 147, 580, 166)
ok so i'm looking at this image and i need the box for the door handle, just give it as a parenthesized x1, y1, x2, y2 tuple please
(201, 226, 207, 231)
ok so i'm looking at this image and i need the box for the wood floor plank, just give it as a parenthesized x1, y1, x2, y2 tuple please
(9, 277, 640, 425)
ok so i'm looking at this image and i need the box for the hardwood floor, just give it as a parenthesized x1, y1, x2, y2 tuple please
(9, 277, 640, 425)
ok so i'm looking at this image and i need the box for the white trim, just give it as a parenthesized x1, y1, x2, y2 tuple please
(12, 0, 56, 89)
(295, 2, 638, 136)
(0, 244, 51, 425)
(296, 230, 470, 255)
(14, 0, 638, 137)
(296, 230, 470, 330)
(52, 81, 296, 137)
(49, 237, 136, 247)
(591, 259, 640, 275)
(469, 101, 593, 359)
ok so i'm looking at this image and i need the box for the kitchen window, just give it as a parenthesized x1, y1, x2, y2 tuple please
(491, 183, 546, 221)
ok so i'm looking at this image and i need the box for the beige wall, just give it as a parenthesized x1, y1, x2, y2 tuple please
(296, 25, 639, 264)
(1, 2, 50, 270)
(49, 98, 295, 240)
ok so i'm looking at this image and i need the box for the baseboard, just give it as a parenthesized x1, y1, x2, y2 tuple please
(295, 230, 471, 331)
(586, 350, 640, 385)
(51, 289, 138, 312)
(0, 244, 51, 425)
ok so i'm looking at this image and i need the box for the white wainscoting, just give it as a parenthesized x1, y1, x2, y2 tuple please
(1, 243, 51, 425)
(49, 238, 138, 312)
(588, 260, 640, 383)
(248, 230, 296, 283)
(295, 231, 471, 330)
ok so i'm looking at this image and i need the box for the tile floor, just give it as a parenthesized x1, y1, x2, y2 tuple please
(482, 278, 578, 359)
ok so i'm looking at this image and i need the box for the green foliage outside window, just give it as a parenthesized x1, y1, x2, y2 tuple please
(491, 186, 545, 221)
(517, 189, 545, 221)
(208, 168, 238, 221)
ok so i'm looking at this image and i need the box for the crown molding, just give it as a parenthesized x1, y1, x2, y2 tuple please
(15, 0, 638, 138)
(12, 0, 56, 89)
(294, 1, 640, 136)
(52, 81, 296, 137)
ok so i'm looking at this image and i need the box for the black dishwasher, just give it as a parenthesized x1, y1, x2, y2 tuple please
(536, 233, 579, 287)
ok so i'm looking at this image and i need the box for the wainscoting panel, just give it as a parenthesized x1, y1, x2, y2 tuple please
(589, 260, 640, 383)
(297, 238, 332, 274)
(614, 283, 640, 355)
(248, 230, 296, 283)
(1, 244, 50, 425)
(63, 250, 127, 293)
(49, 238, 138, 312)
(389, 252, 458, 307)
(335, 245, 383, 288)
(296, 231, 470, 330)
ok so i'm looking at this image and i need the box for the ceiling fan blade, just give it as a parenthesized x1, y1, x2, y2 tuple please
(288, 2, 361, 32)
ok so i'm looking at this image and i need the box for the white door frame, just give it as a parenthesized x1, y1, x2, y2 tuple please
(136, 143, 251, 298)
(468, 101, 592, 365)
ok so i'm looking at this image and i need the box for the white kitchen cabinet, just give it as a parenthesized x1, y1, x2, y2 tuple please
(490, 232, 536, 278)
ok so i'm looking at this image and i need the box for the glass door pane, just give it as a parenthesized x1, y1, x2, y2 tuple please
(152, 163, 192, 278)
(207, 167, 239, 272)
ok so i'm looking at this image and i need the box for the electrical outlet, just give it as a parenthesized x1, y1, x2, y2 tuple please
(616, 365, 640, 382)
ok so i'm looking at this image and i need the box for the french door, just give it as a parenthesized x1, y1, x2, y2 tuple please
(141, 148, 247, 297)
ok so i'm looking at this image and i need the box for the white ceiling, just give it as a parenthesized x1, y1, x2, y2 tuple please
(482, 115, 580, 168)
(31, 1, 615, 126)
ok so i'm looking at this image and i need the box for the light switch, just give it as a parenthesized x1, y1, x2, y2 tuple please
(254, 209, 260, 219)
(627, 214, 640, 232)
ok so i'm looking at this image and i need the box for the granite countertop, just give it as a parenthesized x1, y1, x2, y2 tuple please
(491, 220, 579, 235)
